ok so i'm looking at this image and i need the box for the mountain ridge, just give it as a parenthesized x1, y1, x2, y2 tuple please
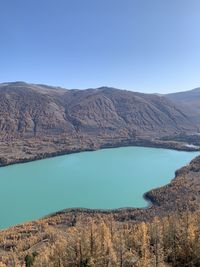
(166, 87, 200, 125)
(0, 82, 199, 166)
(0, 81, 198, 138)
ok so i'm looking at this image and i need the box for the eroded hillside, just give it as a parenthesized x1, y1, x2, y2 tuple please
(0, 82, 199, 166)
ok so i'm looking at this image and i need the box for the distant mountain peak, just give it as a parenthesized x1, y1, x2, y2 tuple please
(0, 81, 29, 86)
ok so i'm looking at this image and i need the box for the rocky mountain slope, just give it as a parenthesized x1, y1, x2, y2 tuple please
(166, 87, 200, 123)
(0, 82, 199, 165)
(0, 81, 198, 139)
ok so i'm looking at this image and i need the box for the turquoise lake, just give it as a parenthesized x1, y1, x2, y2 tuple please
(0, 146, 199, 229)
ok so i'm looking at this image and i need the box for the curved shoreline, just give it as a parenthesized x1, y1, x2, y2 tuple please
(0, 137, 199, 168)
(0, 155, 198, 233)
(39, 154, 200, 224)
(0, 141, 199, 230)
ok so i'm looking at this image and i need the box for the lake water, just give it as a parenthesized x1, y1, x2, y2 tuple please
(0, 146, 199, 229)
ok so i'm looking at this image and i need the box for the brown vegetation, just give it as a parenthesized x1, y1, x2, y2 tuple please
(0, 210, 200, 266)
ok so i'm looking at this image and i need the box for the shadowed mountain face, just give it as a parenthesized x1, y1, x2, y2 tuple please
(166, 88, 200, 124)
(0, 82, 198, 142)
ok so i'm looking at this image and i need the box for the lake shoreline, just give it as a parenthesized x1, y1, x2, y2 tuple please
(41, 154, 200, 224)
(1, 152, 197, 231)
(0, 140, 199, 231)
(0, 137, 199, 168)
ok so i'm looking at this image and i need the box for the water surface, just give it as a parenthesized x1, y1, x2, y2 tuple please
(0, 146, 198, 229)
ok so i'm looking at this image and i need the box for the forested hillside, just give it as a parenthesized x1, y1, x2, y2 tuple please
(0, 210, 199, 266)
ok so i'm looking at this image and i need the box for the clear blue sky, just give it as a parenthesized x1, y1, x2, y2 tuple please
(0, 0, 200, 93)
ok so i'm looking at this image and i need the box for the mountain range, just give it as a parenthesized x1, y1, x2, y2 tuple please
(0, 81, 199, 165)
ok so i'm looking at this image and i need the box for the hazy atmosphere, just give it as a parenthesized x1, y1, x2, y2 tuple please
(1, 0, 200, 93)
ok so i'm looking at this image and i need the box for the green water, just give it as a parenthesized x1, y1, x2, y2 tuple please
(0, 146, 198, 229)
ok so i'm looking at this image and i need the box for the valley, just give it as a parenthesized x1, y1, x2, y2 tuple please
(0, 82, 200, 266)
